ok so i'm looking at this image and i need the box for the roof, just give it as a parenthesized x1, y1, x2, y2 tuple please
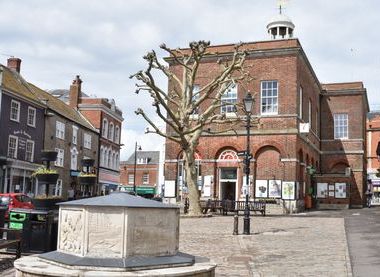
(27, 83, 97, 132)
(165, 39, 301, 61)
(321, 82, 364, 91)
(122, 151, 160, 165)
(48, 89, 89, 103)
(0, 65, 97, 132)
(59, 191, 177, 209)
(0, 65, 43, 105)
(267, 14, 295, 29)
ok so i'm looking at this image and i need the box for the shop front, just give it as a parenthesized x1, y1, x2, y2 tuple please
(1, 159, 40, 195)
(120, 185, 156, 197)
(370, 179, 380, 206)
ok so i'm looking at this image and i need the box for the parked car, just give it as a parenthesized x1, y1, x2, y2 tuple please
(0, 193, 35, 218)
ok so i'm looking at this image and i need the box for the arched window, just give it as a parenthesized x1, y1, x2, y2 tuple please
(70, 147, 78, 170)
(102, 118, 108, 138)
(112, 151, 116, 169)
(115, 153, 119, 169)
(99, 146, 104, 167)
(218, 150, 238, 161)
(108, 122, 114, 141)
(115, 126, 120, 143)
(108, 149, 112, 168)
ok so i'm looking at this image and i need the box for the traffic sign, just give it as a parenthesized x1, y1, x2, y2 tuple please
(237, 151, 247, 157)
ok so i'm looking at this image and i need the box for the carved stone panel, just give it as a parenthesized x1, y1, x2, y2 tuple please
(58, 209, 84, 255)
(128, 208, 178, 256)
(87, 208, 124, 258)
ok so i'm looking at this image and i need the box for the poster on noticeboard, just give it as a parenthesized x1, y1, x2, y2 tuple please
(282, 181, 295, 200)
(268, 180, 282, 198)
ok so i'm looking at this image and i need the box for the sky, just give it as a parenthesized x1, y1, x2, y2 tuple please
(1, 0, 380, 160)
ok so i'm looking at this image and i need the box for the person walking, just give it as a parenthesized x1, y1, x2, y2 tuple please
(365, 188, 373, 208)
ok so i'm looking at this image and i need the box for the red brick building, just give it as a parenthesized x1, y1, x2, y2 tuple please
(367, 112, 380, 204)
(164, 13, 369, 210)
(120, 151, 159, 197)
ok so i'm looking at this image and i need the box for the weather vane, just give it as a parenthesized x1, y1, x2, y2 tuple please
(277, 0, 289, 14)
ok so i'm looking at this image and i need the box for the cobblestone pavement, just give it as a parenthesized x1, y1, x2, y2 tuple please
(180, 215, 351, 277)
(0, 215, 351, 277)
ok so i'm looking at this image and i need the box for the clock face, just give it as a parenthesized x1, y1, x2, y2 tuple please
(300, 123, 309, 133)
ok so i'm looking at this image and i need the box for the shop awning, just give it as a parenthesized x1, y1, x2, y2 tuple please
(122, 186, 156, 195)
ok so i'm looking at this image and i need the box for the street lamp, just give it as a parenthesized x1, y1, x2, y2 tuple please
(133, 142, 142, 195)
(243, 92, 254, 235)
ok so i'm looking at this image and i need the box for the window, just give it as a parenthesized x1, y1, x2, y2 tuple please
(70, 147, 78, 170)
(111, 151, 115, 169)
(102, 118, 108, 138)
(128, 174, 134, 185)
(192, 85, 200, 115)
(108, 149, 112, 168)
(99, 147, 104, 167)
(115, 126, 120, 143)
(221, 84, 237, 114)
(8, 135, 18, 158)
(25, 140, 34, 162)
(56, 121, 65, 140)
(84, 133, 92, 149)
(137, 158, 148, 164)
(102, 148, 107, 167)
(261, 81, 278, 115)
(308, 99, 312, 127)
(53, 179, 62, 197)
(334, 114, 348, 139)
(115, 153, 119, 169)
(10, 100, 20, 122)
(299, 86, 303, 118)
(143, 173, 149, 184)
(55, 148, 64, 167)
(109, 122, 114, 141)
(27, 107, 36, 127)
(72, 126, 78, 145)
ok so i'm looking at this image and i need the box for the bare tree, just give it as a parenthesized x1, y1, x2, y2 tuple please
(131, 40, 250, 216)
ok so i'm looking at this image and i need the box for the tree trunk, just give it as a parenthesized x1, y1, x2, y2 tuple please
(184, 149, 202, 216)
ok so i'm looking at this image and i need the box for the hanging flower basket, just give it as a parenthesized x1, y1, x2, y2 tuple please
(32, 196, 62, 210)
(81, 158, 95, 167)
(41, 150, 58, 162)
(32, 167, 59, 184)
(35, 173, 59, 185)
(78, 173, 97, 185)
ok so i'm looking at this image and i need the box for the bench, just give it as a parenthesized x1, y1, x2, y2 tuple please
(194, 199, 266, 216)
(0, 227, 22, 259)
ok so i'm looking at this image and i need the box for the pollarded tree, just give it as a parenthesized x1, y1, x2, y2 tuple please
(131, 41, 251, 216)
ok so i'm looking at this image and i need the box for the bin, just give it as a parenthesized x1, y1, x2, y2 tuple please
(8, 208, 58, 254)
(0, 206, 6, 238)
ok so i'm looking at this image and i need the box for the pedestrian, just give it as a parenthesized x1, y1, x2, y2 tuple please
(365, 188, 373, 208)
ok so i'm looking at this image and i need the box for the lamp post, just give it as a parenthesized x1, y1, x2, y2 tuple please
(133, 142, 142, 195)
(243, 92, 254, 235)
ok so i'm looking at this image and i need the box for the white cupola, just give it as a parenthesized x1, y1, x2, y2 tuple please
(266, 9, 295, 40)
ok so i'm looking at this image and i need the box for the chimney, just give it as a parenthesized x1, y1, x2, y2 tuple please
(69, 75, 82, 109)
(7, 57, 22, 73)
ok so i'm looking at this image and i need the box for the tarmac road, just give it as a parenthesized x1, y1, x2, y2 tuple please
(297, 207, 380, 277)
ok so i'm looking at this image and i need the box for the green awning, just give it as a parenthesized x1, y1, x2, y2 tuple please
(123, 186, 156, 195)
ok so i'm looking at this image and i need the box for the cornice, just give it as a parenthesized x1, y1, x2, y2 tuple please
(78, 104, 124, 122)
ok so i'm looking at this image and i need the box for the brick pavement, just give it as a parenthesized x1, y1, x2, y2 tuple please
(0, 215, 351, 277)
(180, 215, 352, 277)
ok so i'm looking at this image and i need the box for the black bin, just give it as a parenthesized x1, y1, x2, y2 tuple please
(0, 206, 6, 238)
(8, 208, 58, 254)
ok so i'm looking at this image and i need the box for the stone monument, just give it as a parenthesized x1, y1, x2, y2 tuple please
(14, 192, 216, 276)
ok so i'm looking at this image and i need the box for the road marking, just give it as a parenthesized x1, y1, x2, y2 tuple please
(352, 213, 360, 216)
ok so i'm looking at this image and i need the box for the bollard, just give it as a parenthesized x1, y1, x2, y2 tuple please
(233, 212, 239, 235)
